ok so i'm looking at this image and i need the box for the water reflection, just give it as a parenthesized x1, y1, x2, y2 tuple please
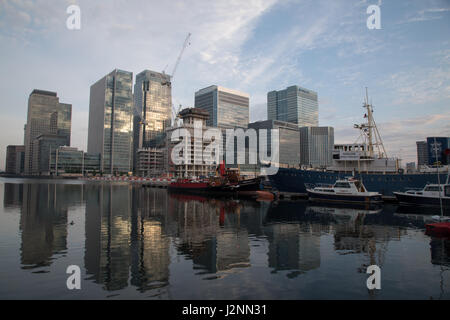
(2, 181, 450, 299)
(11, 183, 82, 269)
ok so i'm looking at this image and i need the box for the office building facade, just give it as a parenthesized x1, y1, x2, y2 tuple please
(416, 141, 428, 166)
(88, 69, 133, 174)
(299, 126, 334, 168)
(5, 145, 25, 174)
(248, 120, 300, 168)
(23, 90, 72, 174)
(195, 85, 249, 129)
(268, 85, 318, 127)
(166, 108, 217, 177)
(133, 70, 172, 172)
(427, 137, 450, 166)
(49, 146, 101, 176)
(31, 134, 68, 175)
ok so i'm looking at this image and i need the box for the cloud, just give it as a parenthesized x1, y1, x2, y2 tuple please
(397, 6, 450, 24)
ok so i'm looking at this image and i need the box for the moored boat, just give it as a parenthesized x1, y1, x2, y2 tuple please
(394, 184, 450, 207)
(306, 177, 382, 205)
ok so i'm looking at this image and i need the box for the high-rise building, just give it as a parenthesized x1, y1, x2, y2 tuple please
(133, 70, 172, 172)
(299, 126, 334, 168)
(195, 85, 249, 129)
(416, 141, 428, 166)
(166, 108, 217, 178)
(23, 90, 72, 174)
(88, 69, 133, 174)
(248, 120, 300, 168)
(268, 85, 318, 127)
(5, 145, 25, 174)
(427, 137, 450, 166)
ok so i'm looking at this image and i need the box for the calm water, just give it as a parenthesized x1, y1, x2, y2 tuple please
(0, 178, 449, 300)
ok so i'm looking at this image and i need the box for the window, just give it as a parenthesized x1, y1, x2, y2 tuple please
(334, 182, 351, 188)
(424, 186, 442, 192)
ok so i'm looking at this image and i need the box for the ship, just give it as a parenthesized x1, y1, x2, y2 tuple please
(168, 162, 263, 196)
(306, 177, 382, 205)
(268, 89, 449, 197)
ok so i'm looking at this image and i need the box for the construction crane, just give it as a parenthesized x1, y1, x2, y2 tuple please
(172, 104, 183, 126)
(163, 32, 191, 124)
(134, 33, 191, 127)
(162, 32, 191, 87)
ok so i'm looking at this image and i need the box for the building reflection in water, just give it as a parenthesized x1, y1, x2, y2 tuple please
(4, 183, 83, 269)
(4, 181, 438, 295)
(167, 193, 267, 274)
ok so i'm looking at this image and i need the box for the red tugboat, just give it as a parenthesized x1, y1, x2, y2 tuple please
(168, 162, 263, 195)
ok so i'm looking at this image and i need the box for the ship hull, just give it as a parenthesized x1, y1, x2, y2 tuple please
(307, 190, 382, 204)
(394, 192, 450, 207)
(268, 168, 449, 196)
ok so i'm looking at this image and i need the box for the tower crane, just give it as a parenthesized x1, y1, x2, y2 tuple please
(134, 32, 191, 127)
(162, 32, 191, 87)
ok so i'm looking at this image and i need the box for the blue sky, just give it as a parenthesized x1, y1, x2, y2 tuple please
(0, 0, 449, 169)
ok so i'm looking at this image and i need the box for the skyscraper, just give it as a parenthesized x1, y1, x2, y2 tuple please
(5, 145, 25, 174)
(416, 141, 428, 166)
(23, 90, 71, 174)
(133, 70, 172, 172)
(299, 126, 334, 168)
(268, 85, 318, 127)
(194, 85, 249, 129)
(88, 69, 133, 174)
(249, 120, 301, 168)
(427, 137, 450, 166)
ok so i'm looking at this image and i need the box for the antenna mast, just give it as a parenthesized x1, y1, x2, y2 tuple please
(354, 88, 388, 159)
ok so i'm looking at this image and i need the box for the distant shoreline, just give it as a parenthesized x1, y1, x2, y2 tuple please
(0, 174, 79, 180)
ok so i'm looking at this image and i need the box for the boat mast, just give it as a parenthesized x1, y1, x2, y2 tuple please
(365, 88, 373, 158)
(434, 137, 443, 217)
(356, 88, 388, 159)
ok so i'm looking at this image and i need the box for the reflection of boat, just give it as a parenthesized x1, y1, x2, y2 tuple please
(306, 178, 382, 205)
(305, 205, 382, 225)
(426, 222, 450, 238)
(306, 205, 382, 217)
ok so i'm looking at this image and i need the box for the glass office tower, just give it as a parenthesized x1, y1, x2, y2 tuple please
(427, 137, 450, 166)
(195, 85, 249, 129)
(133, 70, 172, 171)
(268, 85, 318, 127)
(249, 120, 301, 168)
(299, 126, 334, 168)
(88, 69, 133, 174)
(23, 90, 72, 174)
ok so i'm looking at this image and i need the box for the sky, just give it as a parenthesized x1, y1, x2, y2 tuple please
(0, 0, 449, 170)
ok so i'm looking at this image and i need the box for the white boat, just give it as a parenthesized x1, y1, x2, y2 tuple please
(306, 177, 383, 205)
(394, 183, 450, 208)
